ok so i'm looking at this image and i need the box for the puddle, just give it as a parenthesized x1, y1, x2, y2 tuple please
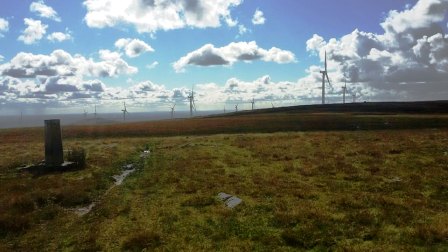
(74, 202, 97, 216)
(140, 150, 150, 158)
(112, 168, 136, 185)
(71, 150, 150, 216)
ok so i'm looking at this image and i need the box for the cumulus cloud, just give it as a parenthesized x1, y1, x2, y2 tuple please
(18, 18, 48, 44)
(47, 30, 72, 42)
(0, 55, 3, 62)
(173, 41, 296, 72)
(0, 18, 9, 37)
(115, 38, 154, 58)
(252, 9, 265, 25)
(83, 79, 106, 92)
(30, 0, 61, 22)
(0, 73, 305, 111)
(302, 0, 448, 102)
(83, 0, 242, 33)
(0, 49, 137, 79)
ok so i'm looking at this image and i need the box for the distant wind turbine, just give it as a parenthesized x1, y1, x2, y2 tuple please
(121, 102, 129, 121)
(342, 74, 347, 104)
(251, 98, 255, 110)
(319, 51, 332, 104)
(188, 87, 196, 117)
(83, 109, 88, 118)
(235, 104, 238, 112)
(170, 104, 176, 119)
(94, 105, 97, 118)
(271, 102, 275, 108)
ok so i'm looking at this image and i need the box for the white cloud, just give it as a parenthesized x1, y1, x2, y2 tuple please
(301, 0, 448, 102)
(18, 18, 48, 44)
(381, 0, 447, 34)
(115, 38, 154, 58)
(252, 9, 265, 25)
(238, 24, 248, 35)
(173, 41, 296, 72)
(0, 55, 4, 62)
(0, 18, 9, 37)
(83, 0, 242, 33)
(0, 49, 137, 79)
(47, 30, 72, 42)
(146, 61, 159, 69)
(30, 0, 61, 22)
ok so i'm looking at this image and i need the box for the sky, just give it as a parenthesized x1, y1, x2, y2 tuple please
(0, 0, 447, 114)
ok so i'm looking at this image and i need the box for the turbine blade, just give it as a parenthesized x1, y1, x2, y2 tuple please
(324, 51, 327, 71)
(326, 73, 331, 87)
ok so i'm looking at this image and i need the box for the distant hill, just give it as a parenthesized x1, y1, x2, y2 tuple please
(211, 100, 448, 117)
(71, 117, 119, 126)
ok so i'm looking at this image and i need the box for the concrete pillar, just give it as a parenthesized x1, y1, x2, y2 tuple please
(44, 119, 63, 167)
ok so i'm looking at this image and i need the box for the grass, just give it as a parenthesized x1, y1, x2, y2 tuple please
(0, 111, 447, 250)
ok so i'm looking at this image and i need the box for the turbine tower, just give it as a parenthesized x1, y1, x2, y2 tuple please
(352, 93, 357, 103)
(235, 104, 238, 112)
(342, 76, 347, 104)
(319, 51, 332, 104)
(94, 105, 97, 118)
(121, 102, 129, 121)
(188, 87, 196, 117)
(251, 98, 255, 110)
(170, 104, 176, 119)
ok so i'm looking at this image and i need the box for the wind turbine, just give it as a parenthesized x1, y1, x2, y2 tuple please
(235, 104, 238, 112)
(188, 87, 196, 117)
(121, 102, 129, 121)
(271, 102, 275, 108)
(352, 93, 357, 103)
(94, 105, 97, 118)
(342, 74, 347, 104)
(224, 105, 226, 113)
(170, 104, 176, 119)
(251, 98, 255, 110)
(83, 109, 88, 118)
(319, 51, 332, 104)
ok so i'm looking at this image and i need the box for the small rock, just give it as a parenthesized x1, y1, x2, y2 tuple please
(140, 150, 150, 158)
(387, 176, 402, 183)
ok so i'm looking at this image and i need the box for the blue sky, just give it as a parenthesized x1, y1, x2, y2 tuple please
(0, 0, 447, 114)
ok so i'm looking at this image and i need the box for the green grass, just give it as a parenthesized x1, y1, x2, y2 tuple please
(1, 128, 447, 251)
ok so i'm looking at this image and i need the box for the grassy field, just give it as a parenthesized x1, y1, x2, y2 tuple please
(0, 110, 447, 251)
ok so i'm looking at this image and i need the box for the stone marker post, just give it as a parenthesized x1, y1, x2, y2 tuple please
(44, 119, 63, 167)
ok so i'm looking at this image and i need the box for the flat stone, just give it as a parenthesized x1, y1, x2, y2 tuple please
(225, 196, 242, 209)
(217, 192, 232, 201)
